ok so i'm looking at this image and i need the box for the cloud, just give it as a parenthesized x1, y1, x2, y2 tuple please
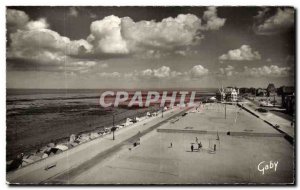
(243, 65, 292, 77)
(7, 9, 49, 31)
(6, 8, 226, 73)
(135, 49, 169, 59)
(134, 66, 182, 79)
(88, 15, 129, 54)
(86, 7, 225, 57)
(94, 65, 210, 80)
(219, 65, 236, 76)
(6, 8, 30, 33)
(254, 8, 295, 35)
(153, 66, 171, 78)
(69, 7, 79, 17)
(189, 65, 209, 78)
(7, 56, 99, 74)
(216, 64, 292, 78)
(97, 65, 209, 80)
(98, 72, 121, 78)
(254, 7, 271, 21)
(219, 45, 261, 61)
(61, 61, 97, 74)
(121, 14, 202, 52)
(6, 9, 124, 73)
(7, 9, 67, 56)
(26, 18, 49, 30)
(174, 48, 198, 57)
(9, 28, 91, 58)
(86, 13, 205, 56)
(100, 66, 183, 80)
(6, 8, 93, 72)
(202, 7, 226, 30)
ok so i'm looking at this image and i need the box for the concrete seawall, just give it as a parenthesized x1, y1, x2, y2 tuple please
(157, 128, 284, 137)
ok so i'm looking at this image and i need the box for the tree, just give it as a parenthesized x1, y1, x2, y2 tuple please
(267, 83, 276, 93)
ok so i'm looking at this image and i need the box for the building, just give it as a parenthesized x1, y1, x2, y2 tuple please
(239, 87, 256, 97)
(216, 86, 239, 102)
(277, 86, 295, 114)
(225, 87, 238, 102)
(249, 87, 256, 95)
(267, 83, 277, 97)
(277, 86, 294, 97)
(284, 94, 295, 115)
(256, 88, 267, 97)
(216, 87, 226, 102)
(239, 88, 249, 94)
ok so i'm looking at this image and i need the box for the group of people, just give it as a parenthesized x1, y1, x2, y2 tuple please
(170, 137, 218, 152)
(191, 137, 202, 152)
(190, 143, 202, 152)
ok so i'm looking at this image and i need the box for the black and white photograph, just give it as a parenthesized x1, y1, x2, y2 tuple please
(5, 6, 295, 185)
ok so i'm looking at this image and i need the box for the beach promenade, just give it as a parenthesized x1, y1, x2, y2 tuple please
(238, 99, 294, 139)
(7, 106, 189, 184)
(50, 103, 294, 184)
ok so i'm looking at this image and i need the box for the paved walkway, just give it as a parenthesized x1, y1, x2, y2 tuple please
(7, 106, 190, 184)
(44, 106, 190, 183)
(9, 103, 293, 184)
(66, 104, 294, 184)
(238, 99, 294, 138)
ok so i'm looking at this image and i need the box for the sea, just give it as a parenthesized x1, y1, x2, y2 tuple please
(6, 88, 217, 161)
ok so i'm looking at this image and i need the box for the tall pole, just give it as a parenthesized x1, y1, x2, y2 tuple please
(225, 103, 227, 119)
(113, 114, 115, 127)
(112, 114, 115, 140)
(162, 107, 164, 118)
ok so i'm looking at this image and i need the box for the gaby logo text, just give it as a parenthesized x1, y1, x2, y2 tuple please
(257, 161, 279, 175)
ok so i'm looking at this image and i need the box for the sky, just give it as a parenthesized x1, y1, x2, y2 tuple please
(6, 6, 295, 89)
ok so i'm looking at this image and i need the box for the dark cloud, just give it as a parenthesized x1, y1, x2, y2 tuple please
(253, 7, 295, 35)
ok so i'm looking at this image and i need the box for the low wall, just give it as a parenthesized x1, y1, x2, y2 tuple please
(157, 128, 284, 137)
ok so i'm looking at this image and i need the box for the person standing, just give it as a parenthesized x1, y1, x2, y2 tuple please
(198, 142, 202, 150)
(191, 144, 194, 152)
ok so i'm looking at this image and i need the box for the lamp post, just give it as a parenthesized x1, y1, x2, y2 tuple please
(111, 114, 116, 140)
(225, 103, 227, 119)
